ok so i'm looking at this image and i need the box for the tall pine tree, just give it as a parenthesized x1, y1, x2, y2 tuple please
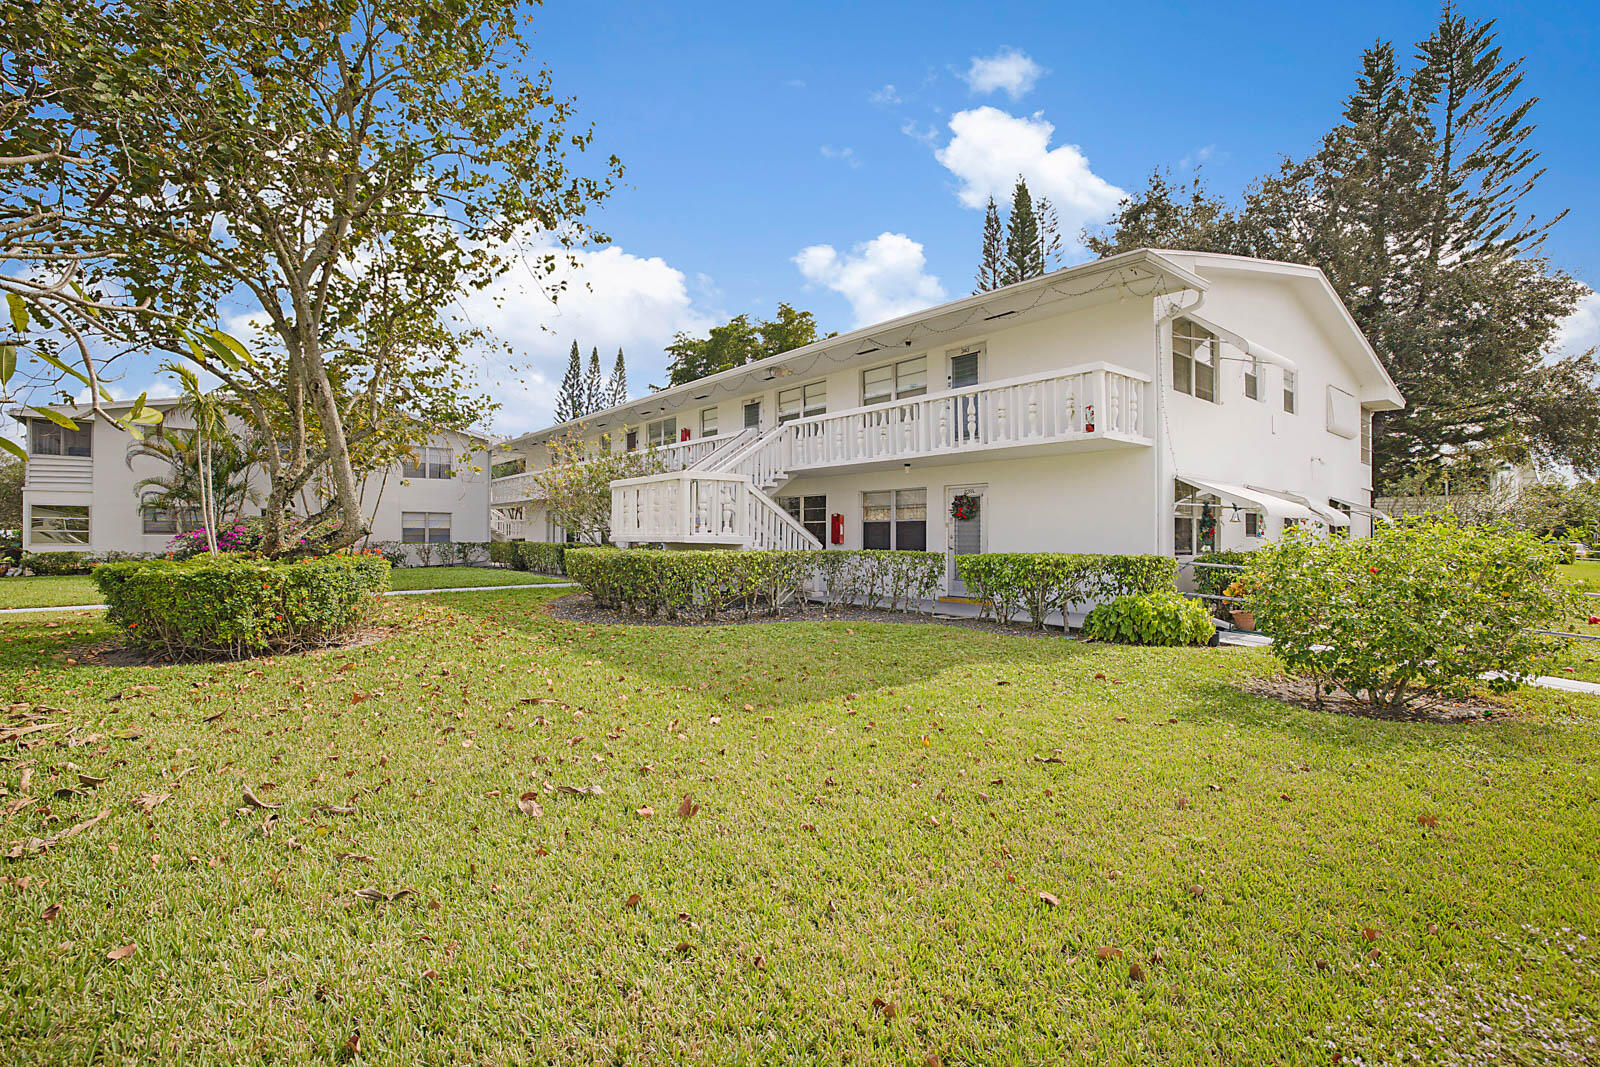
(974, 196, 1004, 292)
(1003, 177, 1043, 285)
(554, 340, 585, 423)
(584, 346, 605, 414)
(1084, 6, 1597, 488)
(607, 348, 628, 407)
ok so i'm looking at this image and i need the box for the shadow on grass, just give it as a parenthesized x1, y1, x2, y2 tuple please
(440, 587, 1100, 710)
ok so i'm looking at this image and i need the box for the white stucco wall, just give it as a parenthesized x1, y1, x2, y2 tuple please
(19, 411, 491, 555)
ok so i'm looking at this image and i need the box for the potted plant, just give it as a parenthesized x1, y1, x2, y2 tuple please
(1223, 576, 1257, 630)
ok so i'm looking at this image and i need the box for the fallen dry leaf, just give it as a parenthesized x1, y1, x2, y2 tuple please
(1417, 814, 1438, 828)
(1187, 884, 1205, 899)
(1128, 961, 1145, 982)
(40, 902, 61, 922)
(1038, 892, 1061, 907)
(132, 792, 171, 815)
(241, 786, 279, 810)
(871, 997, 899, 1019)
(515, 793, 543, 817)
(106, 942, 137, 961)
(677, 794, 699, 819)
(77, 773, 107, 788)
(353, 888, 416, 904)
(625, 893, 641, 909)
(1095, 946, 1123, 960)
(635, 806, 654, 818)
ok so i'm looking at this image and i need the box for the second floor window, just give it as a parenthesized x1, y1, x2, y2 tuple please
(1243, 356, 1263, 401)
(402, 446, 453, 479)
(1283, 368, 1299, 414)
(1172, 319, 1217, 403)
(743, 400, 761, 429)
(777, 381, 826, 424)
(701, 407, 718, 437)
(30, 419, 92, 457)
(1360, 410, 1373, 465)
(647, 417, 677, 447)
(863, 356, 927, 406)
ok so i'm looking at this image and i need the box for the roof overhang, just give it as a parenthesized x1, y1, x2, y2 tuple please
(507, 248, 1207, 448)
(1156, 251, 1404, 411)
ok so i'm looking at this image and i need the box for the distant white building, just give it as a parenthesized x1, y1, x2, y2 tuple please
(491, 249, 1403, 591)
(15, 396, 493, 556)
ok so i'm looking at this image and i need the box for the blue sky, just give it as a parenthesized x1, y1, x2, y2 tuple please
(456, 0, 1600, 432)
(12, 0, 1599, 439)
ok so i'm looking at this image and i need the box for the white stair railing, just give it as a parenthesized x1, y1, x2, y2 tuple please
(746, 487, 822, 550)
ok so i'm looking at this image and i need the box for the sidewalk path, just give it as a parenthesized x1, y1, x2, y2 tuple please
(0, 581, 578, 615)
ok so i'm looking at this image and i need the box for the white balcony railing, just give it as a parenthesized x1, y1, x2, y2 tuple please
(714, 362, 1150, 489)
(609, 470, 820, 550)
(490, 429, 756, 506)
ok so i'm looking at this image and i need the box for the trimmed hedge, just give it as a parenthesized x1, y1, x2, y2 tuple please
(23, 551, 96, 576)
(490, 541, 567, 576)
(956, 552, 1178, 628)
(565, 548, 941, 619)
(1081, 589, 1215, 646)
(92, 553, 390, 660)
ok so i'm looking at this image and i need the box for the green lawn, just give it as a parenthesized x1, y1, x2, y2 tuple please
(0, 566, 559, 609)
(2, 587, 1596, 1063)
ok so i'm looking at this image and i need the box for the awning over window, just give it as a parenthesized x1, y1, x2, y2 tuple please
(1177, 476, 1329, 524)
(1332, 498, 1392, 523)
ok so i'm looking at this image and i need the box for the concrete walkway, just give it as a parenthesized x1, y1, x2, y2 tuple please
(0, 581, 577, 615)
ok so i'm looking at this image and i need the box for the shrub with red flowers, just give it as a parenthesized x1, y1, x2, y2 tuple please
(1245, 517, 1575, 712)
(166, 515, 351, 560)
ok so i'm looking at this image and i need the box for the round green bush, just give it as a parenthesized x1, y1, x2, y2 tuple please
(1080, 589, 1214, 646)
(92, 552, 391, 660)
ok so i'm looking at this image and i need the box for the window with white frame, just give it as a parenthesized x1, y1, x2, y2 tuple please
(29, 419, 92, 457)
(646, 417, 677, 447)
(1360, 410, 1372, 465)
(862, 355, 928, 406)
(401, 511, 452, 544)
(31, 504, 90, 546)
(1244, 511, 1263, 538)
(777, 381, 826, 424)
(862, 488, 926, 550)
(743, 400, 761, 429)
(779, 494, 827, 544)
(1243, 356, 1263, 401)
(1171, 319, 1218, 402)
(401, 445, 453, 479)
(1328, 498, 1353, 538)
(1283, 368, 1298, 414)
(700, 407, 718, 437)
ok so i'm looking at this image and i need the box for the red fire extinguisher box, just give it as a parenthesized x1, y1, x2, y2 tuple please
(830, 513, 845, 545)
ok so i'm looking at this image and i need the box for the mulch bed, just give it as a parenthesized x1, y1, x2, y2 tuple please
(546, 591, 1067, 639)
(1235, 674, 1505, 723)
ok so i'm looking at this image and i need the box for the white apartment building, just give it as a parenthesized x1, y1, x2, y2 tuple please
(491, 249, 1402, 592)
(16, 396, 492, 555)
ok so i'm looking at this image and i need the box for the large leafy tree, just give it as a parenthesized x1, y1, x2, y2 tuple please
(4, 0, 620, 553)
(1086, 6, 1595, 489)
(663, 303, 829, 386)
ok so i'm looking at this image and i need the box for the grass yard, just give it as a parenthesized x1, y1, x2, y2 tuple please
(0, 566, 559, 610)
(2, 587, 1597, 1063)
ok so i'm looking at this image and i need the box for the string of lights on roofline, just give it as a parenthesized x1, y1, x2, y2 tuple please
(570, 266, 1185, 429)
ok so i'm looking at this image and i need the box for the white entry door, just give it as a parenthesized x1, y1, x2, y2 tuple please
(945, 484, 986, 595)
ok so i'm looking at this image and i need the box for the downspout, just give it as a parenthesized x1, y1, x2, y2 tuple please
(1152, 289, 1206, 557)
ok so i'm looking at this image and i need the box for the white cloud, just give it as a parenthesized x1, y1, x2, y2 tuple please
(1555, 288, 1600, 358)
(932, 106, 1125, 254)
(793, 233, 946, 328)
(962, 48, 1045, 100)
(900, 119, 939, 147)
(1178, 144, 1220, 171)
(457, 233, 717, 435)
(870, 84, 902, 106)
(819, 145, 860, 169)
